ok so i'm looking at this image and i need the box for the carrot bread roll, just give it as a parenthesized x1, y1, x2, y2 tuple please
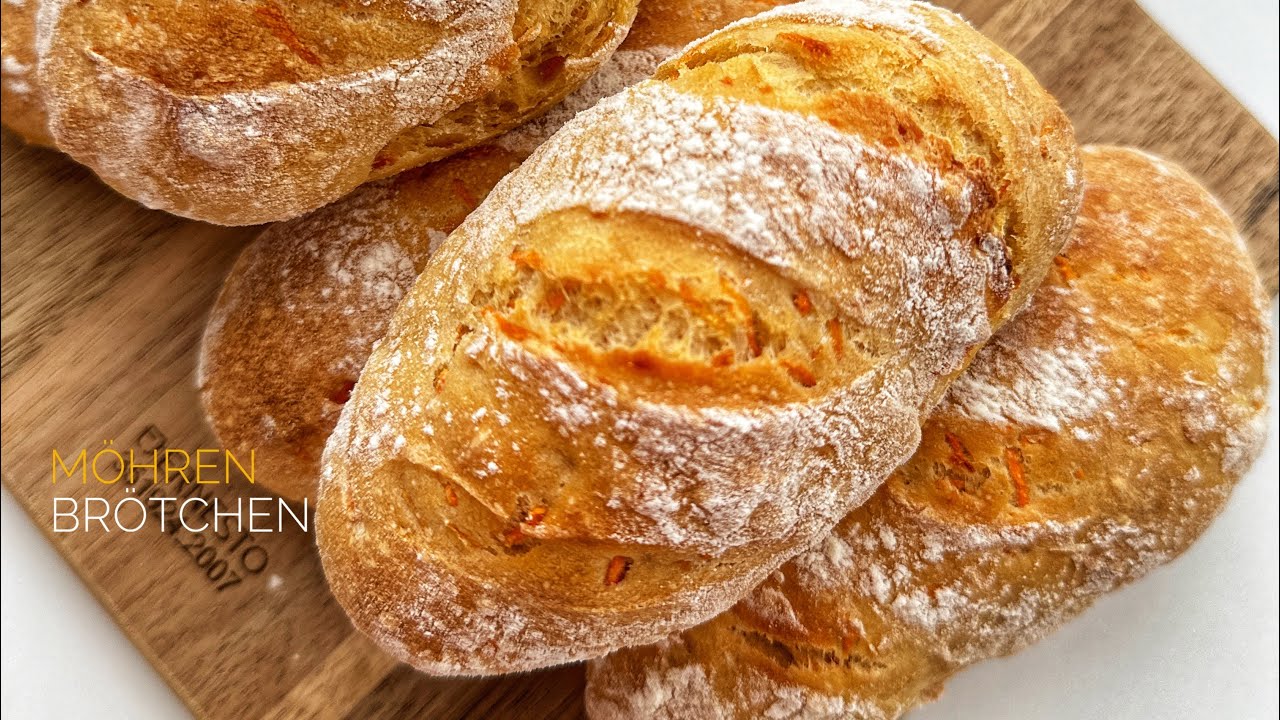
(316, 0, 1081, 674)
(27, 0, 638, 224)
(199, 0, 796, 504)
(584, 145, 1271, 719)
(1, 0, 49, 145)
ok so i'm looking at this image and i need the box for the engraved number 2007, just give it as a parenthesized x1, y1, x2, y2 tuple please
(177, 531, 244, 591)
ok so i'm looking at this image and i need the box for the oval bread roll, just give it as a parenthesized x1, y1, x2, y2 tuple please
(1, 0, 50, 145)
(199, 0, 797, 503)
(317, 0, 1081, 674)
(584, 145, 1272, 719)
(31, 0, 637, 224)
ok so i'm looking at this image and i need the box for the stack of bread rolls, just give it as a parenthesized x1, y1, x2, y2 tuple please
(315, 0, 1083, 674)
(3, 0, 1270, 716)
(197, 0, 798, 505)
(584, 143, 1270, 717)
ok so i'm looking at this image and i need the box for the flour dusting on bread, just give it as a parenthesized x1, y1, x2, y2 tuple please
(945, 295, 1114, 431)
(706, 0, 945, 51)
(318, 0, 1082, 674)
(34, 0, 638, 223)
(349, 81, 995, 554)
(497, 45, 680, 154)
(584, 146, 1270, 720)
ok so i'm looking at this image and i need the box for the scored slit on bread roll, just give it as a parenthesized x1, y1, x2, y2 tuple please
(22, 0, 638, 224)
(583, 145, 1272, 720)
(316, 0, 1082, 675)
(199, 0, 797, 504)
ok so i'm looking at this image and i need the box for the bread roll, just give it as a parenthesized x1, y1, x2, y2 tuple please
(199, 0, 796, 503)
(30, 0, 637, 224)
(1, 0, 50, 145)
(584, 145, 1272, 719)
(317, 0, 1081, 675)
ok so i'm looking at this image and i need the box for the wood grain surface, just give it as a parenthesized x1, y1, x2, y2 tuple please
(2, 1, 1276, 718)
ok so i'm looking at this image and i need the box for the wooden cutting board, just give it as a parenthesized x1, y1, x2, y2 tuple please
(2, 1, 1276, 718)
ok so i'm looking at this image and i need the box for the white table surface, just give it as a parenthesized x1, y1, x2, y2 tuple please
(3, 1, 1277, 717)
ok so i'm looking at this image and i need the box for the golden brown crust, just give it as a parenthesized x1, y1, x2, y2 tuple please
(656, 0, 1080, 327)
(34, 0, 637, 224)
(316, 0, 1079, 675)
(199, 0, 789, 504)
(199, 147, 522, 502)
(625, 0, 795, 48)
(1, 0, 50, 145)
(583, 145, 1271, 719)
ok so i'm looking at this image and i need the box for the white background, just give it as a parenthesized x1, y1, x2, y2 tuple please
(3, 1, 1278, 717)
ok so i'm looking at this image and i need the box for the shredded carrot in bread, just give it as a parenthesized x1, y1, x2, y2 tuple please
(1005, 447, 1030, 507)
(777, 32, 835, 60)
(746, 316, 763, 357)
(501, 525, 526, 548)
(605, 556, 633, 586)
(1053, 255, 1077, 283)
(490, 312, 536, 341)
(444, 484, 459, 507)
(677, 280, 705, 312)
(792, 289, 813, 315)
(944, 432, 975, 472)
(510, 248, 545, 270)
(827, 317, 844, 357)
(253, 3, 322, 66)
(781, 360, 817, 387)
